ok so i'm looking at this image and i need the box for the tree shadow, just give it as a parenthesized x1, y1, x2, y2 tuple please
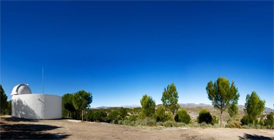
(0, 122, 70, 139)
(239, 133, 274, 140)
(3, 117, 38, 122)
(12, 98, 38, 119)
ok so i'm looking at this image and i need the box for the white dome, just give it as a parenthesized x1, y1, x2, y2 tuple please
(11, 84, 32, 95)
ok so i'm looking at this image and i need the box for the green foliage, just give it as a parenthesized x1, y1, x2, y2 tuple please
(197, 109, 212, 124)
(161, 83, 180, 115)
(72, 90, 92, 120)
(227, 118, 232, 123)
(85, 110, 94, 121)
(119, 107, 127, 119)
(62, 93, 76, 118)
(133, 107, 142, 115)
(206, 77, 240, 127)
(140, 94, 155, 117)
(259, 119, 265, 126)
(265, 113, 274, 128)
(228, 103, 238, 118)
(72, 90, 92, 111)
(155, 106, 166, 122)
(241, 115, 252, 125)
(134, 118, 156, 126)
(164, 120, 178, 127)
(225, 122, 242, 128)
(245, 91, 265, 125)
(212, 115, 219, 125)
(138, 111, 146, 120)
(175, 109, 191, 124)
(154, 106, 172, 122)
(0, 85, 8, 115)
(128, 115, 137, 122)
(93, 110, 107, 122)
(107, 110, 120, 122)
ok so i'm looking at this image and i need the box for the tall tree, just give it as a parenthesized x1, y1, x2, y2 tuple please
(140, 94, 156, 117)
(72, 90, 92, 121)
(206, 77, 240, 127)
(245, 91, 265, 125)
(161, 83, 180, 116)
(0, 85, 8, 115)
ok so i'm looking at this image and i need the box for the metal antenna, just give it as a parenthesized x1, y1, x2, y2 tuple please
(42, 66, 44, 94)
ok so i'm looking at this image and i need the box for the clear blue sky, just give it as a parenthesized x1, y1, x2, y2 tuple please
(1, 1, 273, 108)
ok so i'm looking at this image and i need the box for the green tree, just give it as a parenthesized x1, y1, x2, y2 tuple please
(0, 85, 8, 115)
(72, 90, 93, 121)
(119, 107, 127, 119)
(206, 77, 240, 127)
(245, 91, 265, 125)
(228, 103, 238, 118)
(62, 93, 76, 118)
(140, 94, 155, 117)
(161, 83, 180, 117)
(175, 109, 191, 124)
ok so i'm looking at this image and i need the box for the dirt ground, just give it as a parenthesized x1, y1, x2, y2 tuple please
(1, 116, 274, 140)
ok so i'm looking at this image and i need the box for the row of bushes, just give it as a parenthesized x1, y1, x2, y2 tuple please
(83, 107, 219, 126)
(240, 113, 274, 128)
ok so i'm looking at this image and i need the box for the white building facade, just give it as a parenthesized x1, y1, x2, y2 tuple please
(11, 84, 62, 119)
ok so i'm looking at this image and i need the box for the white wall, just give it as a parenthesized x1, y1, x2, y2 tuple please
(12, 94, 62, 119)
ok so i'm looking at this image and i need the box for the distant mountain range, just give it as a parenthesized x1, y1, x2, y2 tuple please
(93, 103, 274, 113)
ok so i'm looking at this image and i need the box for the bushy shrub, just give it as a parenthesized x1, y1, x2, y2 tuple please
(259, 119, 265, 126)
(164, 121, 178, 127)
(85, 110, 94, 121)
(225, 122, 242, 129)
(200, 122, 210, 128)
(212, 115, 219, 125)
(93, 110, 107, 122)
(146, 118, 156, 126)
(265, 113, 274, 128)
(197, 109, 212, 124)
(177, 122, 185, 127)
(154, 106, 173, 122)
(156, 122, 164, 126)
(119, 107, 128, 119)
(138, 112, 146, 120)
(175, 109, 191, 124)
(133, 107, 142, 115)
(227, 118, 232, 123)
(241, 115, 251, 125)
(121, 120, 131, 125)
(155, 106, 166, 122)
(107, 110, 120, 122)
(135, 118, 156, 126)
(128, 115, 137, 122)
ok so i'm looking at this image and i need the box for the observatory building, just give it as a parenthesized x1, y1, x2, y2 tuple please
(11, 84, 62, 119)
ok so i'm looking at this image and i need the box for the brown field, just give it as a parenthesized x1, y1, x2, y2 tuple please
(1, 116, 274, 140)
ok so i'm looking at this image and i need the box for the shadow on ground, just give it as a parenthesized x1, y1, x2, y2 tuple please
(239, 133, 274, 140)
(3, 117, 39, 122)
(0, 122, 70, 139)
